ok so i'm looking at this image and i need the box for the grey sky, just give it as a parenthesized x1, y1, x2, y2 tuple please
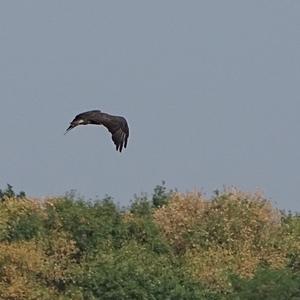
(0, 1, 299, 211)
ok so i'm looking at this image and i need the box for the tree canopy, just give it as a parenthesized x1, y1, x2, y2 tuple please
(0, 184, 299, 299)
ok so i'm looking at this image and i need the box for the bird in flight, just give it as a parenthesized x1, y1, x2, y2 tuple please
(65, 110, 129, 152)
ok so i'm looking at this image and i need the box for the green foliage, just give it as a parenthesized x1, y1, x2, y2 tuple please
(127, 184, 173, 254)
(0, 184, 25, 201)
(45, 196, 124, 255)
(152, 181, 171, 208)
(130, 194, 152, 216)
(230, 268, 300, 300)
(0, 185, 299, 299)
(6, 211, 46, 241)
(130, 181, 172, 215)
(72, 242, 210, 300)
(0, 198, 46, 242)
(123, 212, 171, 255)
(155, 190, 297, 291)
(282, 213, 300, 271)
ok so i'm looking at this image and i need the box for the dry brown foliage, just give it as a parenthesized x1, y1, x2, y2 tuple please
(154, 189, 295, 291)
(0, 241, 57, 299)
(0, 197, 79, 299)
(153, 192, 208, 252)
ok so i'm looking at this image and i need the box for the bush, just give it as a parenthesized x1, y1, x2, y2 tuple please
(72, 241, 212, 300)
(230, 268, 300, 299)
(154, 192, 208, 253)
(154, 189, 296, 292)
(152, 181, 172, 208)
(0, 186, 299, 299)
(44, 196, 124, 255)
(282, 213, 300, 271)
(0, 198, 46, 242)
(0, 184, 25, 201)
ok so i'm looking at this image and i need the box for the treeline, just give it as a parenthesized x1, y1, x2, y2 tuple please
(0, 184, 299, 299)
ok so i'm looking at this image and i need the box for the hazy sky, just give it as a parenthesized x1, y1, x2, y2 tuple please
(1, 1, 299, 211)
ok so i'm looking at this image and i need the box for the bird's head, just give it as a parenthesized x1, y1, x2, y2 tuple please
(64, 119, 86, 134)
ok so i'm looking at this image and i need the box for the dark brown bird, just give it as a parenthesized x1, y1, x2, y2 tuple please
(65, 110, 129, 152)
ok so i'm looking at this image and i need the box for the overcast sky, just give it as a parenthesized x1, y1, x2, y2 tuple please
(0, 1, 299, 211)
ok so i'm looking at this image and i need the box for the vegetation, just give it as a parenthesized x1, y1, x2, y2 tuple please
(0, 184, 299, 299)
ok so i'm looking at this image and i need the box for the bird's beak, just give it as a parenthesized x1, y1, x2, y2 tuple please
(64, 124, 74, 135)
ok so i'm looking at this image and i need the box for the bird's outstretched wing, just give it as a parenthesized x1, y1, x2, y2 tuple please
(65, 110, 129, 152)
(100, 114, 129, 152)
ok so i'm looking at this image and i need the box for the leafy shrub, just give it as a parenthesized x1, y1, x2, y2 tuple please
(0, 241, 59, 299)
(0, 186, 299, 299)
(0, 184, 25, 201)
(230, 268, 300, 300)
(129, 194, 152, 216)
(153, 192, 208, 253)
(72, 241, 212, 300)
(281, 213, 300, 272)
(122, 211, 170, 255)
(45, 196, 124, 255)
(0, 198, 46, 242)
(152, 181, 172, 208)
(130, 182, 172, 215)
(154, 189, 297, 292)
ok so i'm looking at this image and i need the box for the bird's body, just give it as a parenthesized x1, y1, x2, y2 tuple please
(65, 110, 129, 152)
